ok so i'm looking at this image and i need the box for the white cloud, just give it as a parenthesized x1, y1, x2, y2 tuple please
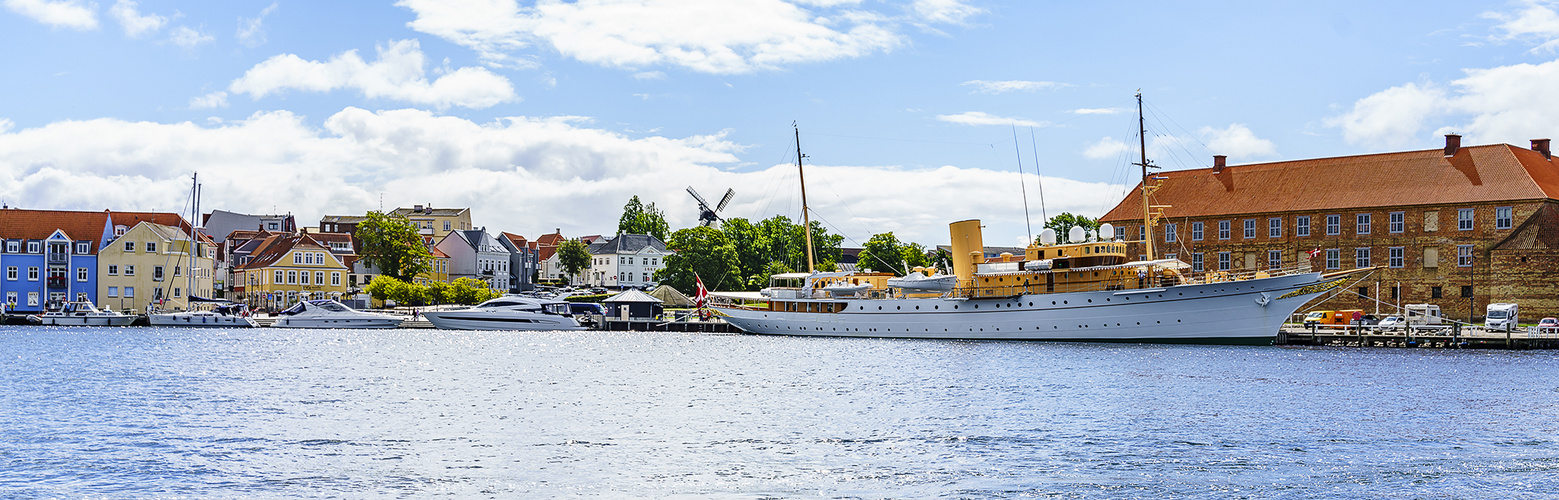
(396, 0, 979, 74)
(935, 111, 1046, 127)
(188, 91, 228, 109)
(226, 39, 518, 110)
(961, 79, 1068, 94)
(1199, 123, 1277, 160)
(1327, 82, 1446, 149)
(168, 25, 214, 48)
(0, 107, 1120, 246)
(3, 0, 97, 30)
(109, 0, 164, 37)
(1483, 0, 1559, 54)
(632, 70, 665, 80)
(1083, 136, 1128, 160)
(1073, 108, 1124, 115)
(237, 2, 278, 48)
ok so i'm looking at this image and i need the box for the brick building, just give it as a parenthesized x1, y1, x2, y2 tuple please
(1101, 135, 1559, 322)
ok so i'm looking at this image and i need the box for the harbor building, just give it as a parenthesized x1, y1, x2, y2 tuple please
(1100, 135, 1559, 322)
(499, 232, 540, 293)
(0, 209, 188, 314)
(97, 221, 216, 313)
(587, 233, 671, 289)
(391, 205, 472, 240)
(231, 233, 349, 311)
(435, 229, 511, 291)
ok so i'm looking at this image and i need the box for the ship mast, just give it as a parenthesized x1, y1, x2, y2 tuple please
(1135, 91, 1154, 261)
(795, 123, 816, 273)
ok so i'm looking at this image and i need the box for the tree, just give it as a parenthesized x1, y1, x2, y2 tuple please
(450, 277, 497, 304)
(557, 239, 592, 285)
(656, 226, 740, 294)
(900, 242, 931, 271)
(356, 211, 432, 282)
(1044, 212, 1101, 244)
(617, 195, 670, 241)
(720, 217, 773, 290)
(858, 232, 906, 274)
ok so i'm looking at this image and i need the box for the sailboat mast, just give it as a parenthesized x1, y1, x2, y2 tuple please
(189, 173, 198, 304)
(1136, 92, 1154, 261)
(795, 124, 815, 273)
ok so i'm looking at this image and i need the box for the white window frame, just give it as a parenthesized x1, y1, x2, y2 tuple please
(76, 267, 87, 282)
(1296, 216, 1310, 237)
(331, 272, 341, 286)
(1326, 214, 1341, 235)
(1495, 207, 1512, 229)
(1389, 212, 1404, 233)
(1388, 247, 1404, 268)
(124, 241, 134, 252)
(1243, 219, 1256, 239)
(76, 242, 89, 254)
(274, 270, 284, 284)
(5, 240, 17, 253)
(1355, 247, 1371, 268)
(1457, 244, 1474, 267)
(1191, 252, 1204, 272)
(125, 265, 135, 276)
(1217, 252, 1231, 271)
(145, 242, 156, 253)
(1356, 214, 1371, 235)
(1218, 221, 1230, 240)
(125, 287, 135, 298)
(1165, 223, 1177, 243)
(28, 241, 40, 253)
(1268, 250, 1281, 270)
(107, 286, 118, 298)
(1458, 209, 1474, 231)
(27, 267, 39, 281)
(1325, 249, 1339, 270)
(5, 267, 15, 280)
(1269, 218, 1282, 238)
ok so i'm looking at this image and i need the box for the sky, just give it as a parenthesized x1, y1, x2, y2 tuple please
(4, 1, 1559, 248)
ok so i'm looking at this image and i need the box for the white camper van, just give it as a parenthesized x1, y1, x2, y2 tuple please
(1404, 304, 1443, 325)
(1486, 303, 1519, 332)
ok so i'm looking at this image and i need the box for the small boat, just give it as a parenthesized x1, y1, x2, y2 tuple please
(27, 301, 136, 326)
(886, 270, 958, 292)
(421, 296, 585, 331)
(270, 299, 405, 329)
(148, 303, 259, 328)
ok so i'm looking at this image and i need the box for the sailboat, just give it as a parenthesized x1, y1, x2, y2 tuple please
(148, 173, 258, 328)
(711, 102, 1362, 344)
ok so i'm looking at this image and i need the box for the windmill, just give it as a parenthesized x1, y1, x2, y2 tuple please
(686, 186, 735, 227)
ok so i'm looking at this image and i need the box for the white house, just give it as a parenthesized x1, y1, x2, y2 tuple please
(587, 233, 671, 289)
(435, 229, 511, 291)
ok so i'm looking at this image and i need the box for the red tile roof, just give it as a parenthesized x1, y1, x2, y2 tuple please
(1102, 143, 1559, 222)
(235, 233, 339, 270)
(0, 209, 188, 251)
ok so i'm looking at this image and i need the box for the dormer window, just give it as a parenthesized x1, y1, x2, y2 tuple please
(114, 225, 127, 236)
(75, 242, 89, 254)
(28, 241, 40, 253)
(6, 240, 18, 253)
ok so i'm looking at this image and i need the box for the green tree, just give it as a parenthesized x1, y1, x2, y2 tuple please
(751, 215, 842, 273)
(449, 277, 497, 304)
(356, 211, 432, 282)
(656, 226, 740, 293)
(720, 217, 773, 290)
(364, 275, 425, 306)
(617, 195, 670, 241)
(556, 239, 592, 284)
(900, 242, 931, 271)
(1044, 212, 1101, 244)
(858, 232, 906, 274)
(425, 280, 452, 304)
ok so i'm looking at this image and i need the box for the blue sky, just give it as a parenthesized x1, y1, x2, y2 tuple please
(4, 0, 1559, 248)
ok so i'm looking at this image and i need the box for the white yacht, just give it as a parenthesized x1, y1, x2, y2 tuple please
(421, 297, 585, 331)
(28, 301, 137, 326)
(270, 299, 405, 329)
(149, 303, 259, 328)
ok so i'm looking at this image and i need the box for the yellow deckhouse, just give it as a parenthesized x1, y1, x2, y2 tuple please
(98, 221, 216, 313)
(233, 233, 349, 311)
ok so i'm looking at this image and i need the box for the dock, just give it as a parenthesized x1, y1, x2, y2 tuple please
(1276, 324, 1559, 349)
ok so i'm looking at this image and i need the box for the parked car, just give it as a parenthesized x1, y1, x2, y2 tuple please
(1377, 316, 1404, 328)
(1539, 317, 1559, 329)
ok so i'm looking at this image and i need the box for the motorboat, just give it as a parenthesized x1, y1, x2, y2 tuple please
(821, 282, 870, 297)
(421, 296, 585, 331)
(27, 301, 136, 326)
(270, 299, 405, 329)
(149, 303, 259, 328)
(886, 270, 958, 292)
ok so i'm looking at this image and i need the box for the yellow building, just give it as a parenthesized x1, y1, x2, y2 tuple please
(391, 205, 472, 240)
(233, 234, 349, 311)
(413, 247, 452, 285)
(97, 222, 216, 313)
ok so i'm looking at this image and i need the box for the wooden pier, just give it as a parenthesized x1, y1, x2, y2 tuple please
(597, 318, 741, 333)
(1276, 325, 1559, 349)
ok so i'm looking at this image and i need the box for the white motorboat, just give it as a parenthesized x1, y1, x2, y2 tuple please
(28, 301, 136, 326)
(270, 299, 405, 329)
(421, 296, 585, 331)
(149, 303, 259, 328)
(886, 271, 958, 292)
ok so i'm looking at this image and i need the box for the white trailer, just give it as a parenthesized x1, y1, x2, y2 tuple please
(1404, 304, 1443, 325)
(1486, 303, 1519, 332)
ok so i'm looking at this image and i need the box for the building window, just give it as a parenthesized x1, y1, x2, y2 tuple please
(124, 265, 134, 276)
(331, 272, 341, 286)
(1326, 214, 1341, 235)
(1243, 219, 1256, 239)
(1268, 250, 1281, 269)
(153, 266, 164, 281)
(5, 267, 15, 280)
(1356, 214, 1371, 235)
(146, 242, 156, 253)
(1389, 212, 1404, 233)
(107, 287, 118, 298)
(5, 240, 16, 253)
(76, 242, 89, 254)
(1457, 244, 1474, 267)
(1114, 226, 1125, 241)
(1296, 216, 1310, 237)
(294, 253, 303, 264)
(1191, 253, 1204, 272)
(174, 266, 181, 277)
(1431, 286, 1442, 299)
(1496, 207, 1512, 229)
(444, 221, 451, 231)
(27, 267, 39, 281)
(300, 271, 310, 285)
(288, 271, 298, 284)
(268, 222, 279, 230)
(28, 241, 39, 253)
(1359, 287, 1369, 299)
(1217, 252, 1231, 271)
(173, 287, 182, 298)
(1391, 285, 1400, 301)
(1191, 222, 1203, 241)
(1269, 218, 1282, 238)
(124, 287, 134, 298)
(274, 270, 284, 284)
(1218, 221, 1230, 240)
(1355, 247, 1371, 268)
(1461, 286, 1473, 298)
(1388, 247, 1404, 268)
(107, 265, 118, 275)
(124, 241, 135, 252)
(315, 271, 325, 285)
(1137, 226, 1145, 241)
(76, 267, 87, 282)
(1458, 209, 1474, 230)
(1325, 249, 1339, 270)
(1165, 223, 1177, 243)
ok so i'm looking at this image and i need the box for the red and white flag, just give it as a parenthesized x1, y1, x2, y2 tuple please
(694, 274, 709, 309)
(1308, 247, 1322, 259)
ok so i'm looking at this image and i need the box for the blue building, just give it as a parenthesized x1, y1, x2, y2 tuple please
(0, 209, 189, 313)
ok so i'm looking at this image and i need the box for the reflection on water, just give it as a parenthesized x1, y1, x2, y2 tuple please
(2, 326, 1558, 498)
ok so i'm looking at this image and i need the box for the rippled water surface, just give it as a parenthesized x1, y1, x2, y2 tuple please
(3, 326, 1558, 498)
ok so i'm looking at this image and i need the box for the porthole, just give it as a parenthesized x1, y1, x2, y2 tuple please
(1087, 299, 1092, 303)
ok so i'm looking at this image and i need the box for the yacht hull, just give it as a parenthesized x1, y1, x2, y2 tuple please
(269, 317, 403, 329)
(30, 315, 136, 327)
(716, 273, 1337, 344)
(149, 314, 259, 328)
(421, 311, 584, 331)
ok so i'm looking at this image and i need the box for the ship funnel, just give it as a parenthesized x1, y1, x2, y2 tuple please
(1099, 223, 1114, 241)
(1068, 226, 1085, 244)
(1038, 228, 1056, 245)
(949, 219, 983, 285)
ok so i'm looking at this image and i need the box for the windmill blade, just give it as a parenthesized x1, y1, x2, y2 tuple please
(686, 186, 710, 208)
(715, 188, 735, 212)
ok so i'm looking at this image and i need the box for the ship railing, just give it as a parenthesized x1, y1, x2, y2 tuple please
(1182, 262, 1314, 285)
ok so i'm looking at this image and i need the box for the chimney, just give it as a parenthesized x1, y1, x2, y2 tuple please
(1533, 138, 1552, 159)
(1444, 134, 1461, 156)
(413, 204, 423, 212)
(1212, 155, 1227, 174)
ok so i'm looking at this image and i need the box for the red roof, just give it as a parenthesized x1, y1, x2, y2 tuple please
(235, 233, 338, 270)
(1102, 143, 1559, 222)
(0, 209, 188, 251)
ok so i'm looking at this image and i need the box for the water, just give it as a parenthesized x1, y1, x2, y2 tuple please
(2, 326, 1557, 498)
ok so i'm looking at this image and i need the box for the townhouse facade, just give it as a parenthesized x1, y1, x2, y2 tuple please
(435, 229, 511, 291)
(392, 205, 472, 240)
(0, 209, 189, 313)
(1101, 136, 1559, 321)
(499, 232, 538, 292)
(587, 233, 671, 289)
(97, 222, 216, 313)
(232, 233, 349, 311)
